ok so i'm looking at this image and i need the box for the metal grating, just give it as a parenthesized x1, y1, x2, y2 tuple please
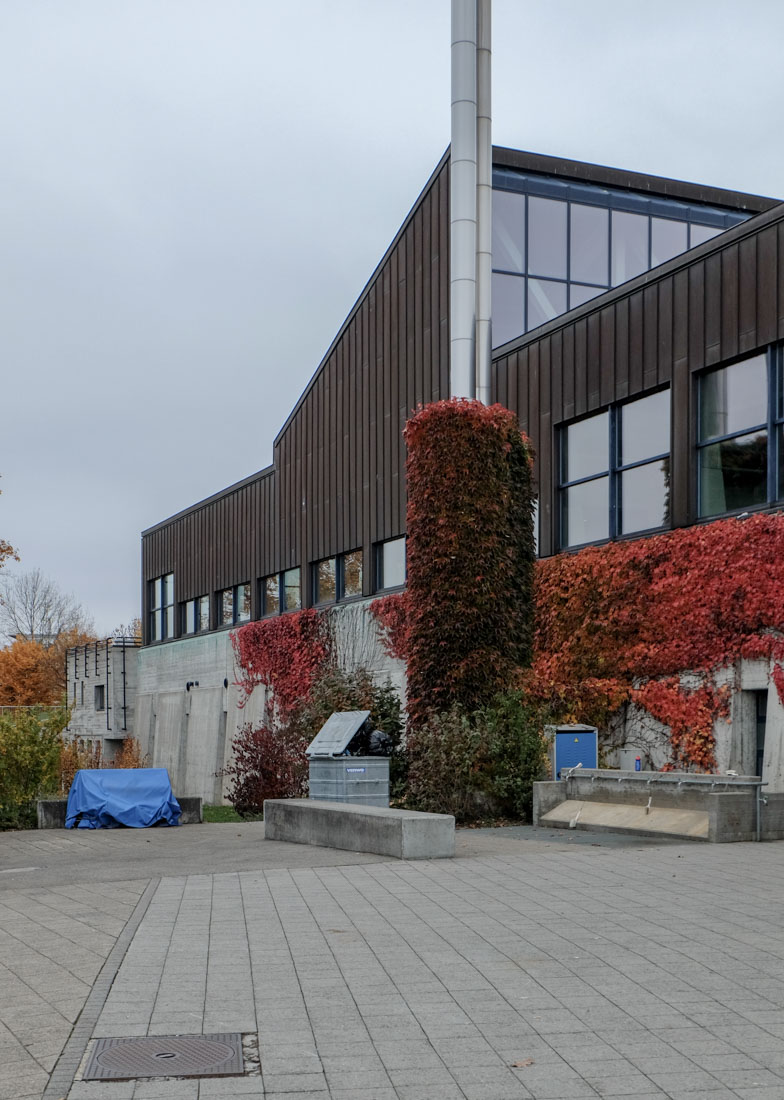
(82, 1033, 244, 1080)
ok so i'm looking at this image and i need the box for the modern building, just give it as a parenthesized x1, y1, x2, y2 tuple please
(65, 143, 784, 798)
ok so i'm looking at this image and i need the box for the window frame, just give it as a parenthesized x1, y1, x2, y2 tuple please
(261, 568, 302, 616)
(312, 549, 365, 605)
(696, 347, 782, 519)
(217, 583, 251, 627)
(181, 594, 210, 635)
(558, 388, 671, 550)
(149, 573, 174, 642)
(374, 537, 407, 592)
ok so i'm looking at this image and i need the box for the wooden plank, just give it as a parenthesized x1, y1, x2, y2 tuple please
(642, 284, 658, 389)
(738, 235, 757, 352)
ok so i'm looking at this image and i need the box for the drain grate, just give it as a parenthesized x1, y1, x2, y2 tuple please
(82, 1033, 244, 1080)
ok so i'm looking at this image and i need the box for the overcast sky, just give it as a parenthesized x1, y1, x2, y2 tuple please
(1, 0, 782, 635)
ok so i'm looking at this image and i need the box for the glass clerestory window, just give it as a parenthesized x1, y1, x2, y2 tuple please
(698, 350, 782, 518)
(149, 573, 174, 641)
(491, 171, 746, 349)
(560, 390, 671, 548)
(262, 568, 302, 616)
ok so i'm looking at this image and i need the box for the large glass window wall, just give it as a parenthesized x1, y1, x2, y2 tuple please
(491, 169, 749, 349)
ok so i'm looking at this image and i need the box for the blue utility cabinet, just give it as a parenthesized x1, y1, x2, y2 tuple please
(549, 724, 598, 779)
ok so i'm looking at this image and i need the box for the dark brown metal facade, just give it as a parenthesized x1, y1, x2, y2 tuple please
(141, 148, 782, 644)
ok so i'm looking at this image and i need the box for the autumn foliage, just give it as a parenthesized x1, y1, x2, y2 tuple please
(0, 629, 95, 706)
(375, 513, 784, 772)
(400, 399, 536, 727)
(231, 609, 332, 722)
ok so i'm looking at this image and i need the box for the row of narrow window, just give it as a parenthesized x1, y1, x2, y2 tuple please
(150, 345, 781, 640)
(148, 537, 406, 642)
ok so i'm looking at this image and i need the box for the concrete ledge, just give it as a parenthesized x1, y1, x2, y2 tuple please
(263, 798, 455, 859)
(36, 796, 202, 828)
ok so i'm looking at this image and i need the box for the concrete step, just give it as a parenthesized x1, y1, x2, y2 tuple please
(539, 799, 709, 841)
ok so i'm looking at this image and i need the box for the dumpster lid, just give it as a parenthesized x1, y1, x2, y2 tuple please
(306, 710, 371, 757)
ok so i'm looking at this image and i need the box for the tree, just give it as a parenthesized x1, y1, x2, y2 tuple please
(111, 618, 142, 644)
(0, 628, 94, 706)
(0, 568, 93, 644)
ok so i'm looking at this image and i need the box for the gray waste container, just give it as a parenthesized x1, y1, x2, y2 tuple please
(306, 710, 390, 808)
(308, 755, 390, 807)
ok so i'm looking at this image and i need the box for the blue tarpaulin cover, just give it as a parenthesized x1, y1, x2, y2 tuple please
(65, 769, 181, 829)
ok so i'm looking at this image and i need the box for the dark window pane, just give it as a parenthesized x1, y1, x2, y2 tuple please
(381, 537, 406, 589)
(199, 595, 210, 631)
(237, 584, 251, 622)
(264, 575, 280, 615)
(699, 356, 767, 441)
(527, 279, 567, 331)
(316, 559, 336, 603)
(283, 568, 301, 610)
(185, 601, 196, 634)
(620, 460, 670, 534)
(492, 189, 525, 273)
(491, 272, 525, 348)
(569, 283, 604, 310)
(651, 218, 687, 267)
(690, 223, 721, 247)
(611, 210, 648, 286)
(620, 391, 670, 466)
(699, 431, 767, 517)
(528, 196, 567, 279)
(570, 203, 608, 284)
(342, 550, 363, 598)
(562, 477, 609, 547)
(221, 590, 233, 625)
(564, 412, 609, 482)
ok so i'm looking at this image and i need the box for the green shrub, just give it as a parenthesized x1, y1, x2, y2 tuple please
(0, 706, 68, 830)
(404, 692, 550, 823)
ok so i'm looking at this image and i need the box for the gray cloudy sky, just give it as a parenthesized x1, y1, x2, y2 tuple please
(1, 0, 782, 635)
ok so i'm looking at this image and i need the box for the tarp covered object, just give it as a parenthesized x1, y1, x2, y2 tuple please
(65, 769, 181, 829)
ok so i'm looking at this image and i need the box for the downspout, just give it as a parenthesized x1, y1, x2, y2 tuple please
(475, 0, 492, 404)
(450, 0, 478, 398)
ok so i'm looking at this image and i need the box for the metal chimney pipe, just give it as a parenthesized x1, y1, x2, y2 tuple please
(475, 0, 492, 404)
(450, 0, 478, 399)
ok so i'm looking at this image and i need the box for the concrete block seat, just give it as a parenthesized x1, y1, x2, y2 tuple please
(264, 798, 455, 859)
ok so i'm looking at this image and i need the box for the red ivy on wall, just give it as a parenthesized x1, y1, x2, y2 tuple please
(374, 513, 784, 771)
(231, 609, 332, 723)
(400, 398, 536, 727)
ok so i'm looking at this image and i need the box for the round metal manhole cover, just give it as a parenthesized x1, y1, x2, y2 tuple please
(83, 1033, 244, 1080)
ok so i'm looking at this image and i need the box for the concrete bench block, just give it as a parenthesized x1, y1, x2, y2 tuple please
(264, 798, 455, 859)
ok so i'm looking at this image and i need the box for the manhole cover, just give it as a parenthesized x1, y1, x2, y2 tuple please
(82, 1033, 244, 1080)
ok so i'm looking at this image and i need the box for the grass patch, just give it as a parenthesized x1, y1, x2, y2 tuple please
(203, 804, 244, 823)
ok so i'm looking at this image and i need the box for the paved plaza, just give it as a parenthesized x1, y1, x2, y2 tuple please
(2, 825, 784, 1100)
